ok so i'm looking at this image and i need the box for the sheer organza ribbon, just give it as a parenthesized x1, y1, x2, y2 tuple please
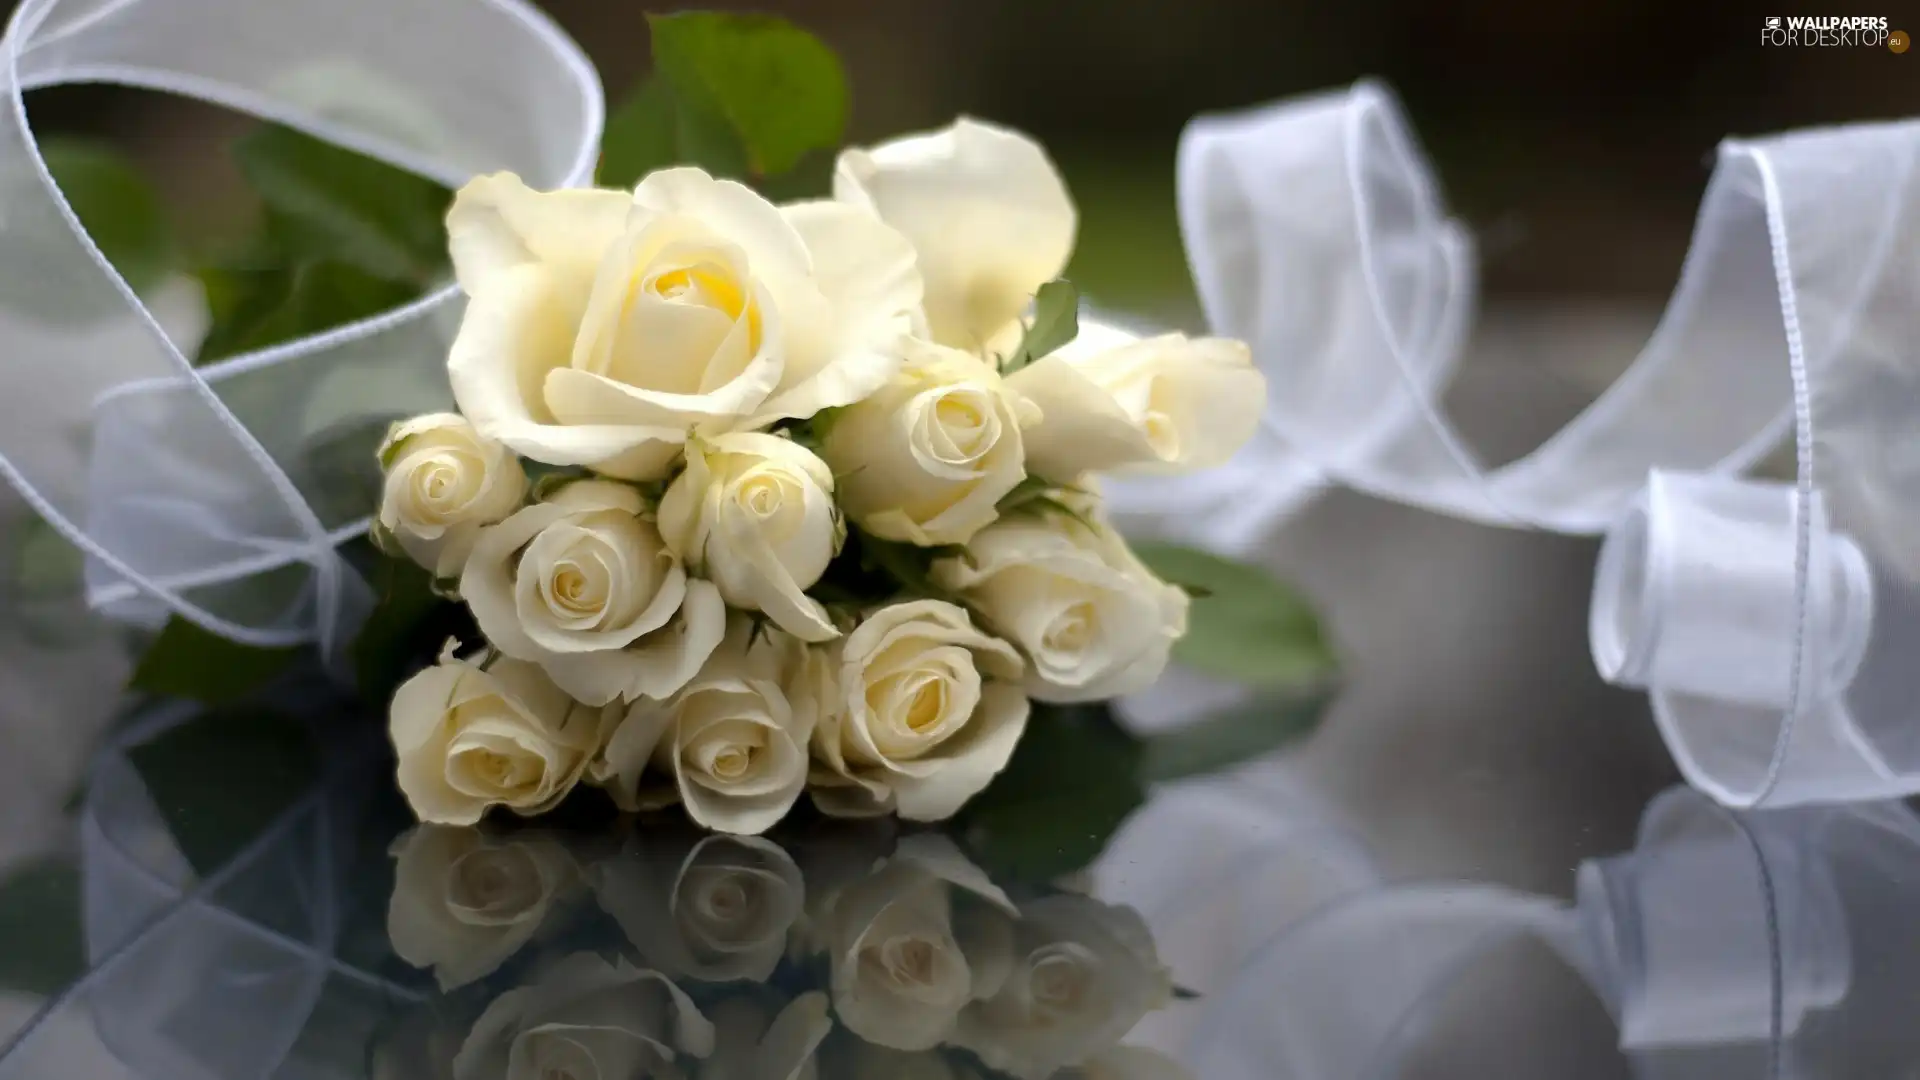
(0, 0, 602, 654)
(1106, 81, 1920, 809)
(1183, 789, 1920, 1079)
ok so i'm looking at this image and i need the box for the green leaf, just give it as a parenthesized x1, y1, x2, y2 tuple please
(1139, 691, 1332, 783)
(0, 857, 84, 995)
(41, 137, 174, 293)
(293, 415, 401, 531)
(352, 554, 451, 702)
(1131, 541, 1337, 688)
(647, 11, 850, 178)
(232, 124, 452, 283)
(194, 257, 419, 365)
(5, 517, 94, 648)
(599, 76, 682, 189)
(961, 703, 1145, 881)
(130, 615, 301, 705)
(127, 709, 317, 876)
(1000, 279, 1079, 374)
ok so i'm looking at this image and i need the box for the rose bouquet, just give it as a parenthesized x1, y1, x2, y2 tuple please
(77, 11, 1331, 847)
(376, 107, 1270, 835)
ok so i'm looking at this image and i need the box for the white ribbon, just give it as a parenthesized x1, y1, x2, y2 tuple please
(1110, 81, 1920, 809)
(0, 0, 602, 653)
(1181, 789, 1915, 1079)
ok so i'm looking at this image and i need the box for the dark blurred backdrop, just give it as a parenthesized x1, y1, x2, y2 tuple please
(20, 0, 1920, 321)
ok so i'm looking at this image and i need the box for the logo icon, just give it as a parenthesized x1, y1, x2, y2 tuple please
(1893, 29, 1911, 52)
(1766, 16, 1782, 29)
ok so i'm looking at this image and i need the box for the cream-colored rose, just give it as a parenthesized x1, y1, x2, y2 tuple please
(810, 600, 1028, 820)
(1009, 318, 1265, 480)
(390, 652, 618, 826)
(463, 479, 726, 706)
(934, 512, 1187, 702)
(590, 832, 805, 983)
(836, 118, 1075, 353)
(453, 952, 714, 1080)
(594, 617, 815, 835)
(446, 169, 921, 479)
(820, 341, 1038, 547)
(387, 825, 578, 990)
(955, 896, 1174, 1080)
(698, 991, 831, 1080)
(377, 413, 527, 579)
(659, 432, 843, 643)
(821, 836, 1016, 1051)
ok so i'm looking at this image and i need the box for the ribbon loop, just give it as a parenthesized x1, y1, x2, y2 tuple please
(0, 0, 602, 650)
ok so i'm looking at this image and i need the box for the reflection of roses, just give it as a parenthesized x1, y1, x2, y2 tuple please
(698, 990, 832, 1080)
(1062, 1046, 1194, 1080)
(388, 825, 577, 990)
(819, 836, 1015, 1051)
(954, 896, 1174, 1080)
(591, 833, 805, 983)
(454, 952, 714, 1080)
(815, 1034, 974, 1080)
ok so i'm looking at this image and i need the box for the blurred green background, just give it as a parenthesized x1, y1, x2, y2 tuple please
(20, 0, 1919, 324)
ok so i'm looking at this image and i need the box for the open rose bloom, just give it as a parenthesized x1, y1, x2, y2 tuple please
(381, 117, 1267, 836)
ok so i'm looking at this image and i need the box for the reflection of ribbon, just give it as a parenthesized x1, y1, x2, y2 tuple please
(1109, 80, 1920, 809)
(0, 699, 413, 1080)
(1184, 789, 1920, 1080)
(0, 0, 601, 652)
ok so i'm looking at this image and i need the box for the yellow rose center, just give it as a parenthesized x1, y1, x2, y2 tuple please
(1043, 602, 1096, 653)
(405, 447, 485, 521)
(917, 384, 1002, 468)
(905, 679, 947, 732)
(687, 719, 769, 786)
(649, 262, 749, 321)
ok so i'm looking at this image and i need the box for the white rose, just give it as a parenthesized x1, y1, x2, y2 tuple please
(446, 169, 921, 479)
(390, 652, 619, 826)
(590, 832, 805, 983)
(810, 601, 1029, 820)
(453, 952, 714, 1080)
(376, 413, 528, 578)
(822, 836, 1017, 1051)
(593, 617, 815, 835)
(934, 511, 1188, 702)
(387, 825, 578, 990)
(463, 479, 726, 706)
(836, 118, 1075, 353)
(698, 991, 832, 1080)
(820, 341, 1039, 547)
(1009, 319, 1265, 480)
(955, 896, 1174, 1080)
(659, 432, 844, 643)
